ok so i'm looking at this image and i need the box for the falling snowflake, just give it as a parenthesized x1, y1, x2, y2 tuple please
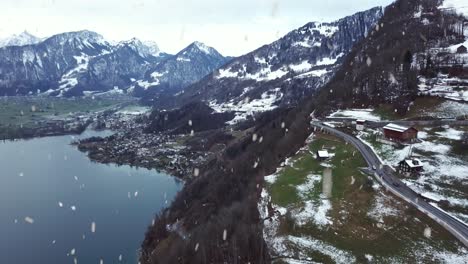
(119, 255, 122, 261)
(70, 205, 76, 211)
(190, 130, 194, 136)
(195, 243, 199, 252)
(193, 168, 200, 177)
(253, 161, 258, 168)
(366, 57, 372, 67)
(423, 227, 431, 238)
(134, 191, 138, 197)
(252, 134, 258, 142)
(31, 105, 36, 112)
(24, 216, 34, 224)
(18, 172, 24, 177)
(281, 122, 285, 128)
(259, 136, 263, 143)
(222, 229, 227, 241)
(188, 120, 193, 126)
(91, 222, 96, 233)
(58, 202, 63, 208)
(70, 248, 76, 255)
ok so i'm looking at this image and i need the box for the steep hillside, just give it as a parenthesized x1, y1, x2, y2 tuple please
(132, 42, 230, 100)
(314, 0, 467, 114)
(140, 1, 468, 263)
(159, 7, 383, 121)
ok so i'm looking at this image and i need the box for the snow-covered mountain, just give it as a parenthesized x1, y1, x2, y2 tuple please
(117, 38, 162, 58)
(163, 7, 383, 122)
(0, 31, 42, 48)
(132, 41, 230, 99)
(0, 30, 230, 96)
(313, 0, 468, 114)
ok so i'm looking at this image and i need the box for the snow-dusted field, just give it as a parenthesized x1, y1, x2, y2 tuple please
(359, 126, 468, 224)
(328, 108, 381, 121)
(258, 132, 468, 263)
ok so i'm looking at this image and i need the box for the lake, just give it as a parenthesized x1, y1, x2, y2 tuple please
(0, 130, 182, 264)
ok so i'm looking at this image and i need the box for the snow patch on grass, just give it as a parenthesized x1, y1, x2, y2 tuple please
(328, 109, 381, 121)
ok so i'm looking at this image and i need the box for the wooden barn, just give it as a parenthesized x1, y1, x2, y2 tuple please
(398, 159, 423, 173)
(383, 123, 418, 142)
(457, 45, 467, 54)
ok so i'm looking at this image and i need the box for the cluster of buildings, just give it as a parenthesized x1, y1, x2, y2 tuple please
(355, 120, 423, 174)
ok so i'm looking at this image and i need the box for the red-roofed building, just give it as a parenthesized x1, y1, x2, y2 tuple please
(383, 123, 418, 142)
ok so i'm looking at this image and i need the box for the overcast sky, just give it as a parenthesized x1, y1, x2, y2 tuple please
(0, 0, 393, 56)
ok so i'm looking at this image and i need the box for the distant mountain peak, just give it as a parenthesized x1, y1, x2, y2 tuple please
(178, 41, 221, 58)
(0, 31, 42, 48)
(118, 38, 161, 58)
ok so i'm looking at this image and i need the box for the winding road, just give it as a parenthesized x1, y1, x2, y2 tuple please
(312, 121, 468, 248)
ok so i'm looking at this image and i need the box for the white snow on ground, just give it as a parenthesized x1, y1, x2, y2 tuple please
(217, 67, 239, 78)
(311, 24, 339, 37)
(316, 53, 343, 66)
(150, 70, 167, 79)
(287, 236, 356, 263)
(441, 0, 468, 17)
(359, 127, 468, 224)
(136, 79, 160, 89)
(289, 61, 313, 73)
(328, 109, 381, 121)
(447, 40, 468, 53)
(296, 174, 321, 196)
(435, 127, 464, 140)
(294, 69, 330, 78)
(209, 88, 283, 124)
(176, 56, 191, 62)
(293, 198, 332, 227)
(433, 100, 468, 118)
(259, 185, 354, 264)
(367, 189, 401, 223)
(216, 64, 288, 81)
(418, 75, 468, 102)
(58, 54, 90, 90)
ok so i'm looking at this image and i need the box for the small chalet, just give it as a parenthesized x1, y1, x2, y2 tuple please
(456, 45, 467, 54)
(316, 150, 330, 161)
(356, 119, 365, 131)
(398, 159, 423, 173)
(383, 123, 418, 142)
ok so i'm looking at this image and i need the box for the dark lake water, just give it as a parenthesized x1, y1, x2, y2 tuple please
(0, 130, 182, 264)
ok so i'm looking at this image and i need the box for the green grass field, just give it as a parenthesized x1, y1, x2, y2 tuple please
(0, 96, 133, 128)
(264, 133, 465, 263)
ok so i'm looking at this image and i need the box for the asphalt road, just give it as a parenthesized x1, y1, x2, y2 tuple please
(312, 122, 468, 248)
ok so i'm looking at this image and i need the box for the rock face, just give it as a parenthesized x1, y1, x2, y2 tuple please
(0, 31, 228, 97)
(131, 41, 231, 100)
(161, 7, 383, 114)
(0, 31, 42, 48)
(0, 30, 113, 96)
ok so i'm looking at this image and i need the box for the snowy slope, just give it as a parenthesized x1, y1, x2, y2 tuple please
(0, 31, 42, 48)
(442, 0, 468, 17)
(168, 7, 383, 123)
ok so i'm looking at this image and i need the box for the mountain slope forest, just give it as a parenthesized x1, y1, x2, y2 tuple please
(140, 0, 467, 263)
